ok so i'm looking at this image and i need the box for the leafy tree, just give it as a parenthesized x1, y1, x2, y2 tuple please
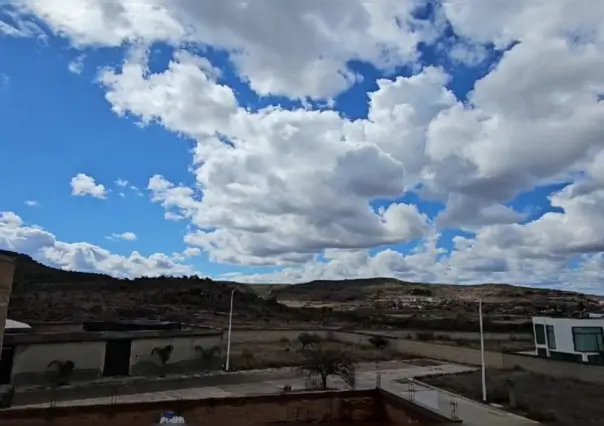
(368, 335, 389, 352)
(298, 332, 322, 350)
(194, 345, 221, 370)
(299, 344, 356, 390)
(47, 360, 75, 387)
(151, 345, 174, 376)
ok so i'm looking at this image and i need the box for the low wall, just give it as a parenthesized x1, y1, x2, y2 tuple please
(4, 388, 460, 426)
(228, 328, 331, 344)
(358, 329, 532, 341)
(3, 389, 379, 426)
(330, 331, 604, 384)
(501, 353, 604, 383)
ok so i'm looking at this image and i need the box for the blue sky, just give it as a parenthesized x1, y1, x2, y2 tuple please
(1, 1, 603, 292)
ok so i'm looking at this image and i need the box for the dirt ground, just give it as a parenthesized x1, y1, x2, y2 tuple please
(228, 339, 408, 370)
(422, 369, 604, 426)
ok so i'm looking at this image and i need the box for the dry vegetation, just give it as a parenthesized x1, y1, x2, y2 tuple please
(5, 249, 601, 334)
(422, 369, 604, 426)
(228, 338, 403, 371)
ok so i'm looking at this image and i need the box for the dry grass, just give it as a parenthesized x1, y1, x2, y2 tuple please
(228, 338, 406, 370)
(422, 369, 604, 425)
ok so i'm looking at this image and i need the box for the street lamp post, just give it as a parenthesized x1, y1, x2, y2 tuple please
(479, 298, 487, 402)
(225, 288, 236, 371)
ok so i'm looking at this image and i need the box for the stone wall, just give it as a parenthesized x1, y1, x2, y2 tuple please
(0, 255, 15, 353)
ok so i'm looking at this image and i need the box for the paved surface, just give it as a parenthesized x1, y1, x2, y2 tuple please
(10, 359, 539, 425)
(12, 361, 474, 408)
(383, 380, 539, 425)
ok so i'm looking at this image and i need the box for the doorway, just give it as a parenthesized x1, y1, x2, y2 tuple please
(103, 339, 132, 377)
(0, 346, 14, 384)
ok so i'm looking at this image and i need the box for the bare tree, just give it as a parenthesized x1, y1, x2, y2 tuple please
(299, 344, 356, 390)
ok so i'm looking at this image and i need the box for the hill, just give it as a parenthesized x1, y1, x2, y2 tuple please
(267, 277, 602, 318)
(2, 249, 601, 331)
(1, 250, 318, 327)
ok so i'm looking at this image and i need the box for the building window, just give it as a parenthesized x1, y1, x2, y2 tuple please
(535, 324, 546, 345)
(572, 327, 604, 352)
(546, 325, 556, 349)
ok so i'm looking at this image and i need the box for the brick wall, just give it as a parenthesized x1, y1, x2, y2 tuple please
(0, 388, 460, 426)
(0, 389, 378, 426)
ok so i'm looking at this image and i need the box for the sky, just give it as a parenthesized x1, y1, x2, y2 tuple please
(1, 0, 604, 293)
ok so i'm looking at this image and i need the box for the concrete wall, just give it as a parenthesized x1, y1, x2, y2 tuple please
(228, 328, 330, 344)
(358, 329, 532, 341)
(0, 255, 15, 353)
(130, 333, 223, 376)
(11, 341, 106, 386)
(502, 353, 604, 383)
(330, 330, 604, 384)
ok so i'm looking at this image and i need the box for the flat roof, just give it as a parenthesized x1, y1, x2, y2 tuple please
(3, 327, 222, 345)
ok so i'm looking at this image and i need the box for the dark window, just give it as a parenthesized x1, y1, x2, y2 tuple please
(572, 327, 604, 352)
(535, 324, 546, 345)
(546, 325, 556, 349)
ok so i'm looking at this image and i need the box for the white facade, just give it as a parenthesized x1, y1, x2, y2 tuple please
(533, 316, 604, 363)
(5, 319, 31, 330)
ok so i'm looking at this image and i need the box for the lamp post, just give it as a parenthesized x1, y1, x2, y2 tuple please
(225, 288, 236, 371)
(479, 298, 487, 402)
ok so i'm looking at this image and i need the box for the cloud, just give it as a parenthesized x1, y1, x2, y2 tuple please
(67, 54, 85, 74)
(70, 173, 107, 199)
(24, 200, 39, 207)
(108, 232, 137, 241)
(5, 0, 604, 292)
(16, 0, 438, 100)
(0, 211, 191, 277)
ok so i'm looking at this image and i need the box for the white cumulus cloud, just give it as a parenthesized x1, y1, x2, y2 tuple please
(70, 173, 108, 199)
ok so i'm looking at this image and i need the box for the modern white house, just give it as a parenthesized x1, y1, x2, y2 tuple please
(533, 316, 604, 364)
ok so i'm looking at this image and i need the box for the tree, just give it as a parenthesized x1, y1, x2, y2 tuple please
(194, 345, 221, 370)
(368, 335, 389, 352)
(298, 332, 322, 350)
(299, 344, 356, 390)
(151, 345, 174, 376)
(47, 360, 75, 387)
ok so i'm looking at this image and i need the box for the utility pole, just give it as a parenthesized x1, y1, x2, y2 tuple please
(479, 298, 487, 402)
(225, 288, 236, 371)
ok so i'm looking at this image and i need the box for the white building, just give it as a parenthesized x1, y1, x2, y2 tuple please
(533, 316, 604, 364)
